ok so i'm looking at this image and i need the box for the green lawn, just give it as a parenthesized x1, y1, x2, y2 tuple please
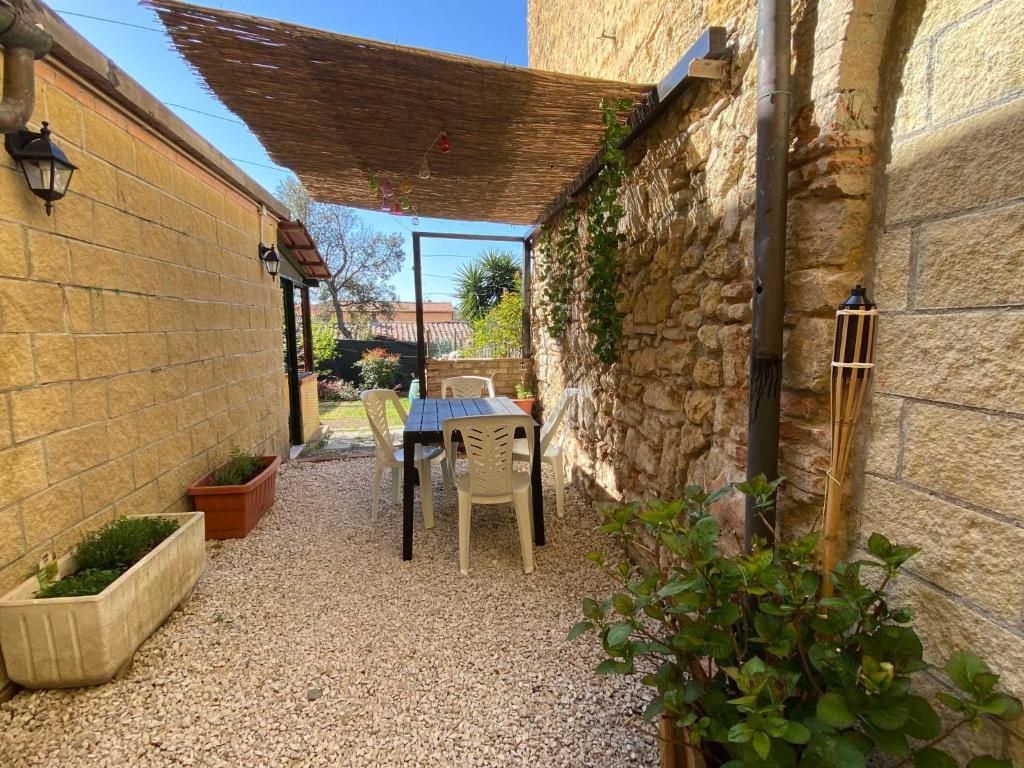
(318, 399, 405, 432)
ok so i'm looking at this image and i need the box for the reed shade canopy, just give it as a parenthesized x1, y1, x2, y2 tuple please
(145, 0, 652, 225)
(821, 285, 878, 592)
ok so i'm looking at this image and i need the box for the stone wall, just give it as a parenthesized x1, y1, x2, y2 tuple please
(858, 1, 1024, 760)
(0, 45, 290, 693)
(529, 0, 1023, 759)
(425, 358, 531, 399)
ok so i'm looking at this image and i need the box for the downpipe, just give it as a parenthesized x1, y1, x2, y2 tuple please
(0, 0, 53, 134)
(744, 0, 791, 551)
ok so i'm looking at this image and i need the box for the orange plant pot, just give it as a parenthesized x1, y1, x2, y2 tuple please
(187, 456, 281, 539)
(512, 398, 535, 416)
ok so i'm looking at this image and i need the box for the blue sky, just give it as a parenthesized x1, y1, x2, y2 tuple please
(53, 1, 531, 305)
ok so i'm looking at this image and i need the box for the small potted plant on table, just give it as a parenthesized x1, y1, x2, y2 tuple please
(187, 445, 281, 539)
(0, 513, 205, 688)
(513, 383, 535, 416)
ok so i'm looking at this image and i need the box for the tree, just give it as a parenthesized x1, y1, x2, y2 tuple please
(454, 249, 521, 321)
(310, 318, 338, 374)
(277, 178, 404, 338)
(465, 290, 522, 358)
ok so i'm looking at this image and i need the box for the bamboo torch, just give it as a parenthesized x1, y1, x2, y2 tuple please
(821, 285, 877, 593)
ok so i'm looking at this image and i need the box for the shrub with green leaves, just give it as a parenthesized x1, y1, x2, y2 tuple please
(571, 476, 1021, 767)
(355, 347, 402, 390)
(210, 445, 265, 486)
(36, 569, 122, 598)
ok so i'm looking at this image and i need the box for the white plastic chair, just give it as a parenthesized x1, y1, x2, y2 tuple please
(442, 375, 495, 399)
(443, 414, 535, 576)
(512, 387, 578, 517)
(361, 389, 451, 526)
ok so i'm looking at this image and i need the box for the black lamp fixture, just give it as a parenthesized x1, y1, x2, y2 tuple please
(259, 243, 280, 279)
(4, 121, 77, 215)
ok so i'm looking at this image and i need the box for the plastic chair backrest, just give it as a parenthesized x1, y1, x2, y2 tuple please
(360, 389, 407, 457)
(444, 414, 533, 497)
(442, 376, 495, 399)
(539, 387, 579, 454)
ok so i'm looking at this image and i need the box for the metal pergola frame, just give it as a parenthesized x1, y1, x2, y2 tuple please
(411, 231, 532, 397)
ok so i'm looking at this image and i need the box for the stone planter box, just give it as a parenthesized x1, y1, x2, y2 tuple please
(0, 512, 205, 689)
(187, 456, 281, 539)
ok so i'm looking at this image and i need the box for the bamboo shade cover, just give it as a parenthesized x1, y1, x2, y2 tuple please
(146, 1, 652, 224)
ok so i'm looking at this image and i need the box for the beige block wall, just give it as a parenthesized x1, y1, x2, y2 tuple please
(425, 358, 531, 399)
(859, 0, 1024, 756)
(0, 59, 289, 694)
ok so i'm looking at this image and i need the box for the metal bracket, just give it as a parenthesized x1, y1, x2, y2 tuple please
(687, 58, 730, 80)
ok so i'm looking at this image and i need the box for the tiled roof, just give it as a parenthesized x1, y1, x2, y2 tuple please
(344, 301, 454, 313)
(371, 320, 471, 344)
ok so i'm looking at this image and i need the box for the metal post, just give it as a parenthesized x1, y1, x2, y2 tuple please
(745, 0, 791, 550)
(521, 238, 533, 358)
(412, 232, 427, 398)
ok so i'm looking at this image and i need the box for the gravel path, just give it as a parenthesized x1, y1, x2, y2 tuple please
(1, 458, 658, 767)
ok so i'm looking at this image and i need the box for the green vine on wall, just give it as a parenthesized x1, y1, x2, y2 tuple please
(540, 204, 580, 339)
(585, 97, 632, 365)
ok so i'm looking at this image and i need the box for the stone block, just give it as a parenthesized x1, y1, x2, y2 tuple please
(788, 197, 869, 269)
(45, 422, 109, 483)
(20, 478, 83, 547)
(872, 228, 911, 311)
(71, 379, 107, 426)
(0, 221, 28, 278)
(860, 476, 1024, 622)
(82, 110, 135, 173)
(917, 0, 989, 38)
(106, 371, 155, 417)
(0, 334, 35, 390)
(933, 1, 1024, 122)
(786, 268, 863, 313)
(157, 431, 193, 474)
(916, 203, 1024, 308)
(75, 334, 129, 380)
(52, 191, 94, 242)
(0, 443, 48, 508)
(0, 279, 65, 332)
(0, 503, 24, 567)
(874, 312, 1023, 412)
(692, 357, 721, 388)
(33, 333, 77, 384)
(904, 403, 1024, 521)
(64, 287, 100, 333)
(782, 317, 833, 392)
(70, 243, 123, 291)
(137, 402, 178, 445)
(102, 291, 150, 333)
(886, 100, 1024, 226)
(892, 42, 929, 138)
(864, 394, 902, 477)
(93, 204, 143, 255)
(43, 85, 84, 147)
(80, 457, 135, 516)
(70, 152, 119, 208)
(10, 383, 73, 442)
(27, 231, 70, 283)
(106, 413, 139, 458)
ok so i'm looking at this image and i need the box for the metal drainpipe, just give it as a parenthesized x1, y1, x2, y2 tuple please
(744, 0, 791, 551)
(0, 1, 53, 134)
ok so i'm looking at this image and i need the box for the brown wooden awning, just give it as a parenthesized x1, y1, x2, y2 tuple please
(145, 1, 651, 224)
(277, 220, 330, 280)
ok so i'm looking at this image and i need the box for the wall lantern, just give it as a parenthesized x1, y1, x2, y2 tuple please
(4, 122, 76, 215)
(259, 243, 281, 279)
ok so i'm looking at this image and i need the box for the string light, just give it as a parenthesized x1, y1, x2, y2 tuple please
(418, 158, 431, 179)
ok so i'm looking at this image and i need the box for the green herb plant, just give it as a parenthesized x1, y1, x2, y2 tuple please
(210, 445, 264, 486)
(515, 384, 534, 399)
(539, 205, 581, 339)
(571, 476, 1021, 767)
(585, 97, 632, 365)
(36, 516, 180, 599)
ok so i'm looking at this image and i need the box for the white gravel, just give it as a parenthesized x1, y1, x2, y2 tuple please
(1, 458, 658, 767)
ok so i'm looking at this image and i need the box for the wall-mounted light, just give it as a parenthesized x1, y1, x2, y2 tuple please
(4, 122, 76, 215)
(259, 243, 280, 279)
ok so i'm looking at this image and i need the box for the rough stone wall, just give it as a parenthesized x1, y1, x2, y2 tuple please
(0, 59, 289, 693)
(529, 0, 874, 538)
(425, 358, 531, 399)
(858, 0, 1024, 759)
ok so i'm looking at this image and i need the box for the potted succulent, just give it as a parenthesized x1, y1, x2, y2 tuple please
(571, 477, 1021, 767)
(0, 513, 205, 688)
(187, 446, 281, 539)
(513, 383, 535, 416)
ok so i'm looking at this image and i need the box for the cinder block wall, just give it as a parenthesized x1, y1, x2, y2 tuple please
(0, 53, 289, 692)
(425, 358, 531, 398)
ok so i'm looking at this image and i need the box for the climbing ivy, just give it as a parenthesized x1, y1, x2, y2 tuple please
(540, 204, 580, 339)
(585, 97, 632, 365)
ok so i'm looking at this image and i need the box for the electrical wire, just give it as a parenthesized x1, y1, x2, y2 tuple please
(53, 9, 164, 33)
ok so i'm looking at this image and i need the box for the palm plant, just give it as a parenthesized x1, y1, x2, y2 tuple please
(455, 249, 521, 320)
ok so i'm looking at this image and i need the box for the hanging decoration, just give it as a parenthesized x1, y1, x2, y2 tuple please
(366, 128, 450, 216)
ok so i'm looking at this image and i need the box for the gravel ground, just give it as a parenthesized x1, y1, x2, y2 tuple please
(1, 458, 658, 767)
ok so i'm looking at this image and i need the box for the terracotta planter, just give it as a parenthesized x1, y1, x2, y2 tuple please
(512, 398, 535, 416)
(187, 455, 281, 539)
(0, 512, 205, 689)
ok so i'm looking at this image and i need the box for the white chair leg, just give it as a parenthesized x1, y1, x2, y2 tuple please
(457, 490, 472, 576)
(417, 459, 434, 529)
(390, 467, 401, 504)
(551, 453, 566, 518)
(513, 487, 535, 574)
(441, 457, 454, 491)
(371, 462, 384, 521)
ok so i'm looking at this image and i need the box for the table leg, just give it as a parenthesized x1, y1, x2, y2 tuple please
(402, 432, 415, 560)
(531, 422, 545, 546)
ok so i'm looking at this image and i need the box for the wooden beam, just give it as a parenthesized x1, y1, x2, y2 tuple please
(521, 238, 533, 358)
(300, 285, 314, 373)
(413, 232, 526, 243)
(412, 233, 427, 398)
